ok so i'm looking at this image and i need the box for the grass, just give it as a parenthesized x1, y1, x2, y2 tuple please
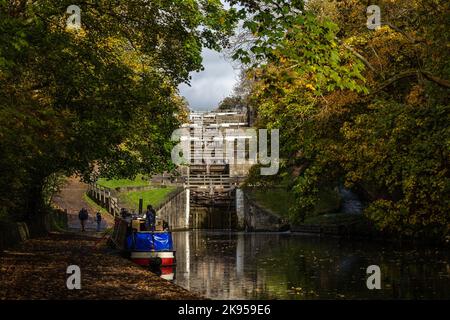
(119, 187, 177, 211)
(302, 213, 375, 236)
(49, 213, 67, 232)
(0, 208, 12, 224)
(313, 188, 342, 215)
(246, 187, 294, 218)
(96, 174, 150, 189)
(245, 186, 341, 219)
(83, 193, 110, 215)
(303, 213, 366, 226)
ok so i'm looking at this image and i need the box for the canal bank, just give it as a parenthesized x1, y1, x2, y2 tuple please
(1, 177, 201, 300)
(0, 232, 201, 300)
(242, 186, 373, 237)
(243, 187, 448, 243)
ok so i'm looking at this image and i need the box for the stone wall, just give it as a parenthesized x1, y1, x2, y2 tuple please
(0, 210, 68, 251)
(114, 183, 180, 194)
(235, 188, 245, 229)
(153, 187, 290, 232)
(156, 188, 189, 231)
(189, 203, 237, 229)
(243, 193, 289, 232)
(0, 221, 29, 251)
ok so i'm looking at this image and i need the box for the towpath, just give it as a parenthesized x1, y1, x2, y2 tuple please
(52, 176, 114, 232)
(0, 177, 200, 300)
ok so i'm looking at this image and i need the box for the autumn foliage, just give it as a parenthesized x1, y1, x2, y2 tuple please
(235, 0, 449, 239)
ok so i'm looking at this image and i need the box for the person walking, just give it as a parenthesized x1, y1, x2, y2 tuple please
(78, 207, 89, 232)
(95, 211, 102, 232)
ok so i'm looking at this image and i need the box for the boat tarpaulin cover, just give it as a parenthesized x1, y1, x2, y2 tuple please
(126, 232, 173, 251)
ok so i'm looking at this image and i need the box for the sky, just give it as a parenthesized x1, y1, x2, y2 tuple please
(178, 48, 239, 111)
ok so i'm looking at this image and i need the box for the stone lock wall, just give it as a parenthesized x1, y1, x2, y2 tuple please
(156, 188, 189, 231)
(242, 192, 289, 232)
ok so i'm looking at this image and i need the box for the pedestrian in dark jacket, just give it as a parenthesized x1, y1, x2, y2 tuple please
(145, 205, 156, 231)
(96, 211, 102, 232)
(78, 208, 89, 232)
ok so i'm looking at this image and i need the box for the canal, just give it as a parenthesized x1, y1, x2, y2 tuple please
(172, 231, 450, 300)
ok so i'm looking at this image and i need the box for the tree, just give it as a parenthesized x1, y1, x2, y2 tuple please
(234, 0, 450, 239)
(0, 0, 238, 222)
(217, 96, 245, 111)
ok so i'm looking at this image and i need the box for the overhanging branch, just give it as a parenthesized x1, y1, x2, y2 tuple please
(373, 70, 450, 94)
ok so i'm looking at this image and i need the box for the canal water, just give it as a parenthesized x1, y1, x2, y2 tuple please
(172, 231, 450, 300)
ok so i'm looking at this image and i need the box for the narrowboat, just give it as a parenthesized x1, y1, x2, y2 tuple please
(111, 216, 176, 270)
(127, 230, 176, 268)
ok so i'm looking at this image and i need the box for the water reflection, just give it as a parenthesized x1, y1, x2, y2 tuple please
(172, 231, 450, 300)
(150, 265, 176, 281)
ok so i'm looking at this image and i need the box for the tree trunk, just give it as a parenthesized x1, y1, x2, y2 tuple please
(24, 176, 49, 236)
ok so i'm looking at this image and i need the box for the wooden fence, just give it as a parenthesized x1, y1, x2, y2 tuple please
(87, 183, 121, 217)
(88, 182, 188, 218)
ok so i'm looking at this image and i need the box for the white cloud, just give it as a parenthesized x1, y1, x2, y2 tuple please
(179, 48, 239, 111)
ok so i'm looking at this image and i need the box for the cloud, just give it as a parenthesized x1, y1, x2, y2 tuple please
(179, 48, 239, 111)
